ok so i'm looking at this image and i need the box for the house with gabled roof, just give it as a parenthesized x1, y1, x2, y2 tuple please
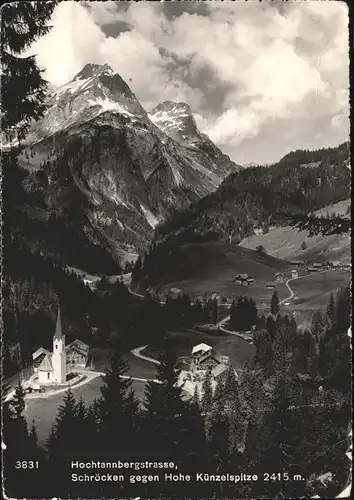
(190, 343, 229, 382)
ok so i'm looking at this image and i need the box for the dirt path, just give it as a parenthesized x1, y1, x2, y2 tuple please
(217, 270, 330, 335)
(130, 345, 160, 366)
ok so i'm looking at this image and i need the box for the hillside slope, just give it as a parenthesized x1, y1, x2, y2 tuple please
(132, 143, 349, 295)
(240, 199, 351, 263)
(134, 240, 291, 297)
(155, 142, 350, 244)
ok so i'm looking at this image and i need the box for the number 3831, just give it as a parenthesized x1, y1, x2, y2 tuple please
(15, 461, 39, 469)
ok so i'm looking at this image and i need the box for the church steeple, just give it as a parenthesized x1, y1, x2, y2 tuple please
(52, 306, 66, 383)
(54, 307, 63, 340)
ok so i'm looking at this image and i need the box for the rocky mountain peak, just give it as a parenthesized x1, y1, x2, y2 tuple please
(149, 100, 199, 145)
(73, 63, 114, 81)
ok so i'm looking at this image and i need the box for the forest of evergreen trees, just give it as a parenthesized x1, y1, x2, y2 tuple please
(154, 142, 350, 244)
(229, 297, 258, 331)
(3, 287, 351, 498)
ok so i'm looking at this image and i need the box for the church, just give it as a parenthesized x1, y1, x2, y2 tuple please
(32, 308, 90, 384)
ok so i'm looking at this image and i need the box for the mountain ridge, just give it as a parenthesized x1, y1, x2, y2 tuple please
(15, 63, 239, 267)
(131, 142, 350, 288)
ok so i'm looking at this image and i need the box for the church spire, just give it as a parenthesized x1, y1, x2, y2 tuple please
(54, 307, 63, 340)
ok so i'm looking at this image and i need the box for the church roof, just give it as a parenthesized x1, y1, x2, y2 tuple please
(32, 347, 50, 361)
(38, 353, 53, 372)
(54, 307, 63, 340)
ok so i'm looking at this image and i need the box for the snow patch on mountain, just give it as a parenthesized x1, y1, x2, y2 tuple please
(87, 96, 134, 117)
(140, 204, 160, 228)
(49, 78, 93, 98)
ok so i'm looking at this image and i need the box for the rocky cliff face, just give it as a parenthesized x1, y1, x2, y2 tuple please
(18, 64, 239, 265)
(149, 100, 240, 179)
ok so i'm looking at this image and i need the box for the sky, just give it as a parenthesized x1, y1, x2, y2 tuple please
(30, 0, 349, 165)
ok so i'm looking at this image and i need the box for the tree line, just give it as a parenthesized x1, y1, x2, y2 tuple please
(153, 142, 349, 245)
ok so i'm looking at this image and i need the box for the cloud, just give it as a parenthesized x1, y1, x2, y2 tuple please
(29, 0, 349, 164)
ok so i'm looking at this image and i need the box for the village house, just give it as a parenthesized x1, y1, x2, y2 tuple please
(235, 273, 252, 286)
(66, 339, 90, 369)
(312, 263, 322, 269)
(32, 309, 90, 384)
(291, 269, 299, 279)
(274, 272, 285, 282)
(307, 267, 318, 273)
(190, 343, 229, 382)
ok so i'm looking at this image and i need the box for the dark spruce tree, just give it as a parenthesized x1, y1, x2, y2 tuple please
(271, 289, 280, 316)
(98, 340, 139, 454)
(201, 369, 213, 414)
(2, 382, 41, 498)
(253, 328, 273, 376)
(326, 292, 336, 325)
(1, 1, 57, 142)
(249, 378, 306, 499)
(142, 339, 208, 499)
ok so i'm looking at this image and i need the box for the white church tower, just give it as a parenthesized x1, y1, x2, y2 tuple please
(52, 307, 67, 383)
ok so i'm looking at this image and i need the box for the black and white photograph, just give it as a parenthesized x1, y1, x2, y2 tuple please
(0, 0, 351, 498)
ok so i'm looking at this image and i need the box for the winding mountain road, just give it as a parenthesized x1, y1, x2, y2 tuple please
(216, 269, 330, 334)
(130, 345, 160, 366)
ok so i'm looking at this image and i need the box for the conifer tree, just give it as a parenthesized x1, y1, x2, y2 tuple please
(270, 289, 280, 316)
(2, 381, 38, 497)
(191, 384, 200, 411)
(272, 326, 294, 376)
(46, 424, 57, 458)
(201, 370, 213, 414)
(212, 380, 225, 407)
(223, 365, 243, 456)
(326, 292, 336, 325)
(29, 418, 38, 444)
(311, 309, 326, 339)
(143, 339, 192, 463)
(11, 381, 26, 419)
(1, 1, 58, 142)
(205, 394, 229, 468)
(50, 388, 77, 453)
(98, 342, 137, 451)
(253, 328, 273, 375)
(251, 378, 305, 498)
(144, 338, 185, 418)
(223, 364, 239, 404)
(266, 313, 277, 339)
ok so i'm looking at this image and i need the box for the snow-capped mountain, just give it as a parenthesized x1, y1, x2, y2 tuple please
(18, 64, 239, 265)
(149, 100, 240, 179)
(27, 63, 148, 143)
(149, 101, 200, 144)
